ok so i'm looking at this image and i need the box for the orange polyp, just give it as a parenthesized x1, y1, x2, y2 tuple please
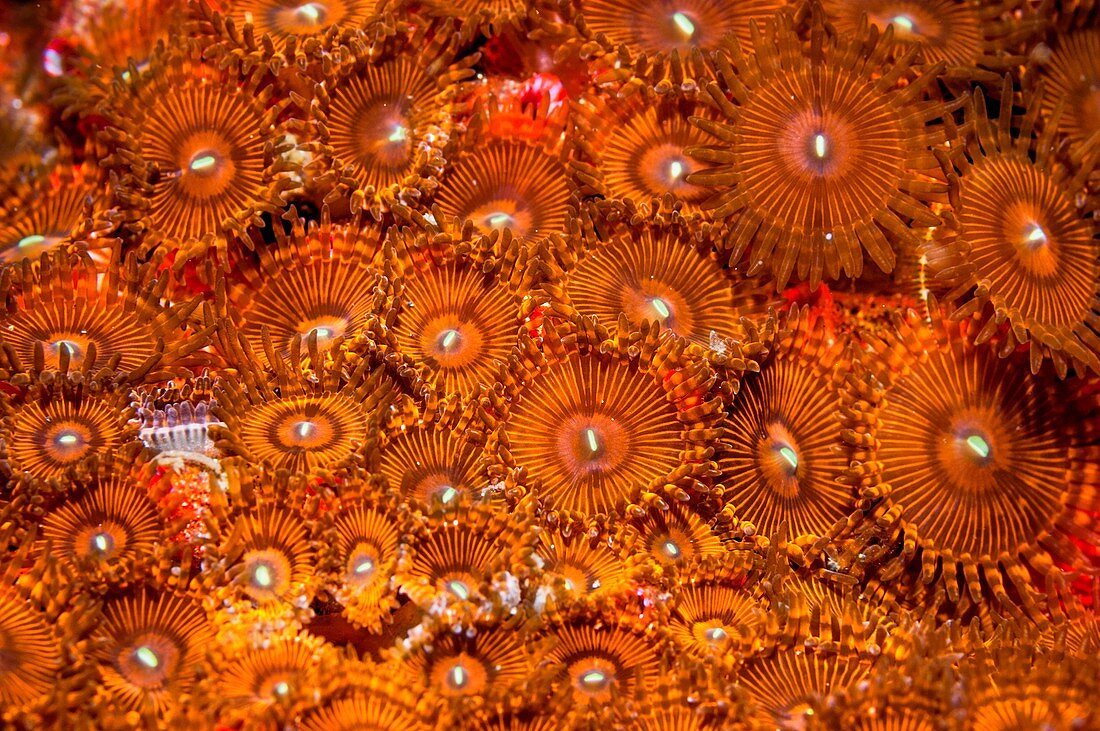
(1, 3, 1097, 727)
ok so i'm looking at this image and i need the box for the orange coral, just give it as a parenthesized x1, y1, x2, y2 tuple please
(0, 0, 1098, 725)
(471, 712, 563, 731)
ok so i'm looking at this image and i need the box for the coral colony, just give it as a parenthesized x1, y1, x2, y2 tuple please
(2, 0, 1100, 728)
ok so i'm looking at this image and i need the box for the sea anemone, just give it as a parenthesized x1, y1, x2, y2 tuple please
(538, 609, 668, 725)
(432, 137, 575, 247)
(576, 0, 788, 60)
(367, 405, 497, 511)
(828, 706, 941, 731)
(0, 86, 48, 177)
(1033, 27, 1100, 154)
(819, 0, 1043, 80)
(217, 206, 387, 365)
(297, 678, 430, 730)
(631, 668, 753, 729)
(201, 480, 324, 607)
(717, 308, 882, 557)
(0, 154, 113, 266)
(736, 647, 872, 730)
(801, 635, 949, 731)
(210, 342, 395, 477)
(385, 0, 562, 43)
(394, 623, 545, 723)
(36, 459, 165, 587)
(1053, 602, 1100, 660)
(620, 502, 731, 571)
(970, 700, 1092, 731)
(393, 497, 538, 627)
(209, 0, 375, 45)
(0, 592, 62, 716)
(864, 308, 1099, 614)
(557, 222, 777, 349)
(666, 553, 773, 663)
(534, 525, 631, 607)
(779, 570, 905, 656)
(201, 631, 333, 725)
(859, 557, 999, 633)
(932, 83, 1100, 377)
(370, 228, 540, 398)
(960, 647, 1097, 731)
(56, 0, 185, 82)
(570, 92, 726, 221)
(99, 36, 298, 264)
(303, 31, 472, 216)
(324, 484, 407, 631)
(635, 707, 743, 730)
(493, 320, 730, 534)
(685, 11, 949, 289)
(783, 570, 862, 627)
(0, 373, 136, 489)
(470, 711, 563, 731)
(0, 248, 212, 379)
(0, 540, 78, 722)
(89, 586, 215, 720)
